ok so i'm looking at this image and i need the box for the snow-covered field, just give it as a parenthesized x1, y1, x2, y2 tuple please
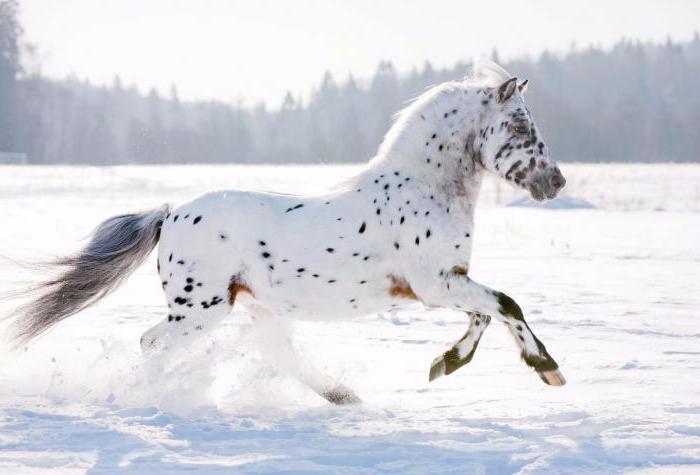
(0, 163, 699, 474)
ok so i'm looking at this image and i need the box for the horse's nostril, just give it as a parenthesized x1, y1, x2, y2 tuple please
(550, 174, 564, 189)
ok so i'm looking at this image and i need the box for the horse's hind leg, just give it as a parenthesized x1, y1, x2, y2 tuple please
(249, 306, 361, 405)
(140, 279, 234, 357)
(429, 312, 490, 382)
(140, 302, 232, 357)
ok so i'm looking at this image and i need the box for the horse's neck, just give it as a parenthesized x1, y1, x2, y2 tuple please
(355, 92, 486, 213)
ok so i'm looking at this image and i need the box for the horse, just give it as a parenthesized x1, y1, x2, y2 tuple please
(5, 60, 567, 405)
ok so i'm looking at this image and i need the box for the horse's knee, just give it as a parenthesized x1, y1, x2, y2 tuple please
(495, 292, 524, 321)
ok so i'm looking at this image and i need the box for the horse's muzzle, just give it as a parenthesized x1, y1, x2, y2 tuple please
(528, 169, 566, 202)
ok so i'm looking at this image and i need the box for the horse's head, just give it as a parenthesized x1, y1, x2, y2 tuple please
(474, 76, 565, 202)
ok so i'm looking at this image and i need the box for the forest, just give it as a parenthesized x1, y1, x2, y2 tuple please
(1, 1, 699, 164)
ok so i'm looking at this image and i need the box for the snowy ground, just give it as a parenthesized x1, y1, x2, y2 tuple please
(0, 163, 699, 474)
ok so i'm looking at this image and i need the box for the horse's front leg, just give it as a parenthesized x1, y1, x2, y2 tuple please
(417, 269, 566, 386)
(428, 312, 491, 382)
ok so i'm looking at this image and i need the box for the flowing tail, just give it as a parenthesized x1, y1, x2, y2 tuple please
(5, 204, 171, 345)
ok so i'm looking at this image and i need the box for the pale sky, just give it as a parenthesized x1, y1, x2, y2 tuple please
(20, 0, 700, 106)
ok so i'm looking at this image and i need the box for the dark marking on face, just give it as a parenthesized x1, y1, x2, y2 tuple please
(358, 222, 366, 233)
(505, 160, 522, 180)
(193, 216, 202, 225)
(285, 204, 304, 213)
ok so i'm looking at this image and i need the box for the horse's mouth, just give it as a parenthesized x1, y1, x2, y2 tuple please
(528, 185, 548, 202)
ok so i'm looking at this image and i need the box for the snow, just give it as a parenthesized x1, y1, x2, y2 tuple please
(1, 163, 699, 474)
(506, 196, 596, 209)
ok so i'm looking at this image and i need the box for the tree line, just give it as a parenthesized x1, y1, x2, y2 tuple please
(1, 1, 699, 164)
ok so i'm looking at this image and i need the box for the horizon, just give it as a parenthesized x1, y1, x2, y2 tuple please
(20, 0, 700, 106)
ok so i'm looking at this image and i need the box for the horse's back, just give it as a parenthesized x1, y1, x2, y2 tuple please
(155, 188, 403, 321)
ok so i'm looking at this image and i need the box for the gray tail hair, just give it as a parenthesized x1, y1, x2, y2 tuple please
(5, 204, 171, 346)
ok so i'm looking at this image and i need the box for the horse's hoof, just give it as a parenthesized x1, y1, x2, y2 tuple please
(429, 355, 446, 382)
(539, 369, 566, 386)
(322, 385, 362, 405)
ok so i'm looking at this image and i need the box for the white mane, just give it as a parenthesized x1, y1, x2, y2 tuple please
(389, 58, 514, 130)
(343, 58, 515, 183)
(468, 58, 514, 88)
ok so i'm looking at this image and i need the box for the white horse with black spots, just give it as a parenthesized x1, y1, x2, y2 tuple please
(5, 60, 567, 404)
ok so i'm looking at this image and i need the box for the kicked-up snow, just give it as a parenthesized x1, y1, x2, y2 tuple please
(0, 163, 699, 474)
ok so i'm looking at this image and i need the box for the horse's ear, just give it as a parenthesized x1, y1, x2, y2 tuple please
(497, 77, 518, 103)
(518, 79, 529, 94)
